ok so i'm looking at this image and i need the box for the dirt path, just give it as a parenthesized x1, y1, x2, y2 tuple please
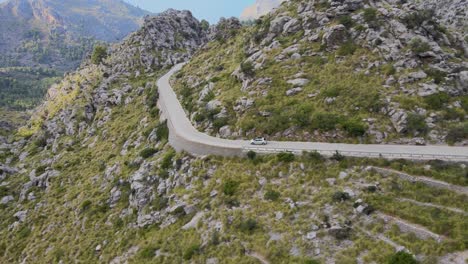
(370, 167, 468, 195)
(397, 198, 467, 215)
(377, 213, 444, 242)
(246, 251, 270, 264)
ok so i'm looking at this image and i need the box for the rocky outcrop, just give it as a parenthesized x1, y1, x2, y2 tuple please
(110, 9, 209, 73)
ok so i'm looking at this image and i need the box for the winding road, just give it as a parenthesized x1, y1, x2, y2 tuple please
(157, 63, 468, 161)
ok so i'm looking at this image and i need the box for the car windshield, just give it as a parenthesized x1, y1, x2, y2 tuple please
(254, 138, 263, 141)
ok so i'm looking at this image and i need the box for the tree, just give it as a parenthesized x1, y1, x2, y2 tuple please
(91, 45, 108, 65)
(200, 19, 210, 31)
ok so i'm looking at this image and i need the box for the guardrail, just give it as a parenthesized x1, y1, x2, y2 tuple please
(243, 147, 468, 162)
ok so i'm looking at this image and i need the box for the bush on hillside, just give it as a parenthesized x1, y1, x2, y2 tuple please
(140, 148, 158, 159)
(223, 179, 239, 196)
(239, 219, 258, 234)
(339, 15, 354, 29)
(310, 112, 341, 131)
(264, 189, 280, 201)
(337, 41, 357, 56)
(423, 92, 450, 110)
(406, 113, 428, 136)
(91, 45, 108, 65)
(240, 61, 255, 76)
(277, 152, 295, 162)
(343, 119, 367, 137)
(410, 38, 431, 54)
(386, 251, 418, 264)
(446, 123, 468, 144)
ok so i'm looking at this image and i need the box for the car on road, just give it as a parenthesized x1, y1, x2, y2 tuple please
(250, 137, 267, 145)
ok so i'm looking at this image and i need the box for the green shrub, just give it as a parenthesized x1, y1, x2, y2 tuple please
(213, 117, 229, 131)
(410, 38, 431, 54)
(223, 179, 239, 196)
(446, 123, 468, 144)
(332, 191, 350, 202)
(183, 244, 200, 260)
(277, 152, 295, 162)
(406, 113, 428, 135)
(293, 104, 314, 128)
(139, 246, 157, 259)
(160, 150, 175, 170)
(386, 251, 418, 264)
(140, 148, 158, 159)
(35, 165, 47, 175)
(310, 112, 341, 131)
(443, 108, 464, 121)
(80, 200, 92, 212)
(91, 45, 108, 65)
(307, 151, 324, 162)
(462, 96, 468, 112)
(0, 186, 8, 197)
(425, 68, 447, 84)
(247, 150, 257, 160)
(152, 196, 169, 211)
(304, 260, 320, 264)
(17, 226, 31, 238)
(239, 219, 258, 234)
(363, 8, 378, 24)
(240, 61, 255, 76)
(337, 41, 357, 56)
(339, 15, 354, 29)
(146, 87, 159, 109)
(156, 121, 169, 141)
(211, 231, 220, 246)
(402, 9, 435, 29)
(331, 151, 346, 161)
(382, 64, 396, 76)
(423, 92, 450, 110)
(264, 189, 280, 201)
(342, 119, 367, 137)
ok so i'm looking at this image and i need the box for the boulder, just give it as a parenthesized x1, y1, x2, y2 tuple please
(287, 78, 310, 87)
(218, 126, 232, 138)
(283, 18, 301, 34)
(270, 16, 292, 35)
(390, 109, 408, 133)
(457, 71, 468, 91)
(0, 195, 14, 204)
(322, 25, 348, 48)
(286, 88, 303, 96)
(14, 210, 28, 222)
(206, 100, 222, 111)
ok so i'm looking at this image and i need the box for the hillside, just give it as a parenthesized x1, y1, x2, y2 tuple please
(0, 2, 467, 264)
(0, 0, 149, 111)
(173, 0, 468, 146)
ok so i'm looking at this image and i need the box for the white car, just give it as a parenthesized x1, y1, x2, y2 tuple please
(250, 137, 267, 145)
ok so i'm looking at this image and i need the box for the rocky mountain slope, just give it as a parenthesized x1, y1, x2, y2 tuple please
(240, 0, 286, 21)
(0, 0, 149, 111)
(174, 0, 468, 146)
(0, 2, 467, 264)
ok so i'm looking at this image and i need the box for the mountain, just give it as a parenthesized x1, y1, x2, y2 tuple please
(0, 1, 467, 264)
(0, 0, 150, 111)
(240, 0, 285, 21)
(175, 0, 468, 146)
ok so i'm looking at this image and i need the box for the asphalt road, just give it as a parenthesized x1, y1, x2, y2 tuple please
(157, 63, 468, 161)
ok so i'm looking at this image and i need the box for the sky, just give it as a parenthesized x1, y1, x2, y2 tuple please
(125, 0, 255, 23)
